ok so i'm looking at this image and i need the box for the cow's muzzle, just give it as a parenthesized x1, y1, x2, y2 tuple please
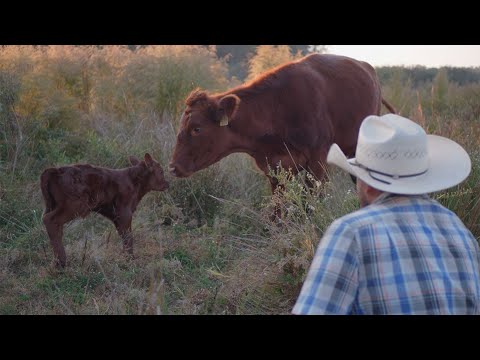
(168, 163, 190, 178)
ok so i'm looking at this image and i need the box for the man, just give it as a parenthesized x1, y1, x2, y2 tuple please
(292, 114, 480, 315)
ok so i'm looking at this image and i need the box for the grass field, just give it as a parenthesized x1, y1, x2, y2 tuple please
(1, 46, 479, 314)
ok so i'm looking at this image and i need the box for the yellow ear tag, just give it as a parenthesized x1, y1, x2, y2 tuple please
(219, 115, 229, 127)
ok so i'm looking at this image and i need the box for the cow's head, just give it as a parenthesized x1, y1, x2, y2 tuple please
(129, 153, 170, 191)
(169, 89, 241, 178)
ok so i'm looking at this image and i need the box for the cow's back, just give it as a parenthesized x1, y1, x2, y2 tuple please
(296, 54, 382, 154)
(303, 54, 382, 112)
(240, 54, 382, 157)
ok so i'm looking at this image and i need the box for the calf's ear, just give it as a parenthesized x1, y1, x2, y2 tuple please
(129, 156, 141, 166)
(218, 94, 240, 127)
(144, 153, 154, 168)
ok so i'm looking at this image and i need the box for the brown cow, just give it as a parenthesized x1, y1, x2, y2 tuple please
(40, 153, 169, 268)
(169, 53, 395, 196)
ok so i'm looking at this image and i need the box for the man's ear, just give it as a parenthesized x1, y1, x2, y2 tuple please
(144, 153, 154, 168)
(364, 180, 384, 202)
(218, 94, 240, 126)
(129, 156, 141, 166)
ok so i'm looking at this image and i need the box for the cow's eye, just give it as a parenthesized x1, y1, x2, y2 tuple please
(192, 127, 201, 135)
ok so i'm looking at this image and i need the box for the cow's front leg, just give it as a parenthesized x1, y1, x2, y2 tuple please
(255, 156, 286, 222)
(267, 171, 287, 224)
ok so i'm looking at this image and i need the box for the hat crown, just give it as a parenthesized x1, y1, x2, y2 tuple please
(355, 115, 429, 175)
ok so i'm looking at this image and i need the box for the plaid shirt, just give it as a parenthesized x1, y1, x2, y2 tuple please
(293, 194, 480, 315)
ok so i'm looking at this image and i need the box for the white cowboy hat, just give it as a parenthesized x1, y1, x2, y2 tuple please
(327, 114, 471, 194)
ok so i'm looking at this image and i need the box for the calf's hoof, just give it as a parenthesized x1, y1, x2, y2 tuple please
(54, 258, 67, 269)
(123, 248, 135, 260)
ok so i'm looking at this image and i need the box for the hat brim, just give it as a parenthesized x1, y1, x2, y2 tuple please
(327, 135, 472, 195)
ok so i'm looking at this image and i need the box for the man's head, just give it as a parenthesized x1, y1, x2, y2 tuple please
(328, 114, 471, 198)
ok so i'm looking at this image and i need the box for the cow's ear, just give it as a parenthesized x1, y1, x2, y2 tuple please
(218, 94, 240, 127)
(129, 156, 141, 166)
(144, 153, 154, 168)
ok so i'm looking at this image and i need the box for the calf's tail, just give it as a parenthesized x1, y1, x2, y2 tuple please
(40, 168, 58, 213)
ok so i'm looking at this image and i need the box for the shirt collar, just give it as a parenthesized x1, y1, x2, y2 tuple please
(371, 192, 430, 205)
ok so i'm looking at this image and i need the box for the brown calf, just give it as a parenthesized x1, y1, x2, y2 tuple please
(40, 153, 169, 267)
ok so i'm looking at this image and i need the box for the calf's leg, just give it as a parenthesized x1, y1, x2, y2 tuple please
(113, 212, 134, 256)
(43, 209, 68, 268)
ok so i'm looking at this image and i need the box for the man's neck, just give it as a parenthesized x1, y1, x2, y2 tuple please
(371, 192, 392, 204)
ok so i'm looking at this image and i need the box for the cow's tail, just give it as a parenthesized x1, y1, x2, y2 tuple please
(40, 168, 58, 214)
(381, 97, 396, 114)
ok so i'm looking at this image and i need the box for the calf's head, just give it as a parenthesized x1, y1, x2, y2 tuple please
(129, 153, 169, 191)
(169, 89, 241, 178)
